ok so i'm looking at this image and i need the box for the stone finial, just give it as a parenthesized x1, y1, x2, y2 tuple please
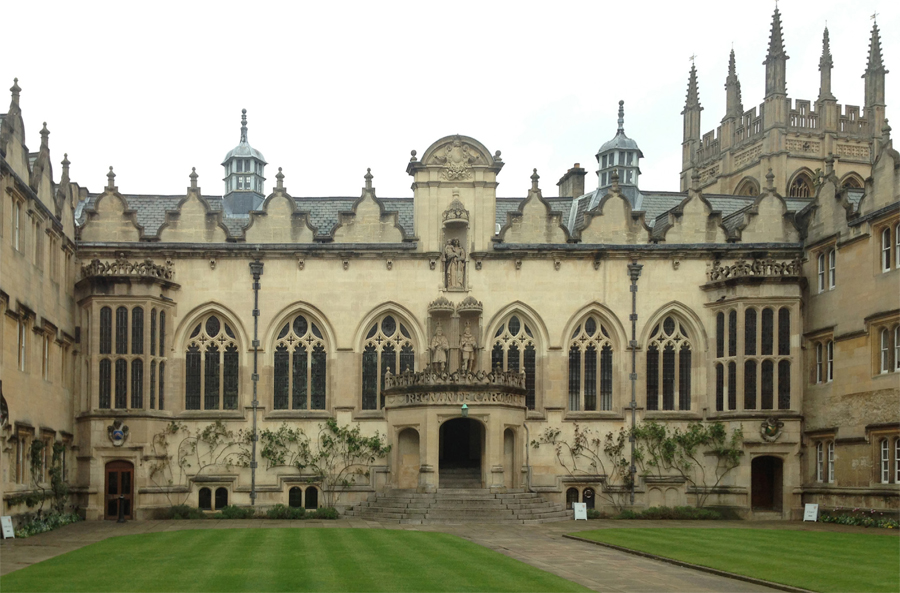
(531, 168, 540, 191)
(107, 166, 116, 190)
(883, 119, 891, 142)
(61, 153, 70, 176)
(865, 19, 885, 72)
(617, 100, 625, 133)
(684, 63, 701, 110)
(765, 168, 775, 190)
(190, 167, 198, 189)
(40, 122, 49, 148)
(410, 149, 417, 162)
(765, 7, 788, 60)
(494, 150, 502, 162)
(240, 108, 248, 143)
(364, 168, 373, 191)
(824, 153, 835, 175)
(276, 167, 284, 190)
(10, 78, 20, 102)
(691, 170, 701, 191)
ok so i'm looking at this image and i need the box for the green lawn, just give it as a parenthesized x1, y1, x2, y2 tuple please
(2, 528, 589, 592)
(572, 528, 900, 593)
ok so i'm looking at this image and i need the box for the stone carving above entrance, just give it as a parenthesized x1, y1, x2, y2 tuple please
(443, 239, 467, 289)
(430, 323, 450, 372)
(459, 322, 478, 373)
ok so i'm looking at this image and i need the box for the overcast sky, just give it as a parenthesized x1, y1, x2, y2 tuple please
(3, 0, 897, 199)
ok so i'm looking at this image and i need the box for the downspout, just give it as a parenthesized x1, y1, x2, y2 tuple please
(627, 261, 643, 506)
(249, 259, 264, 506)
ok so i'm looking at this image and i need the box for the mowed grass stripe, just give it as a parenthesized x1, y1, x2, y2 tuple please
(2, 529, 589, 593)
(574, 528, 899, 593)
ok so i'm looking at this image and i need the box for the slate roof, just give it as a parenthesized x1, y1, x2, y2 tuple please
(77, 193, 416, 240)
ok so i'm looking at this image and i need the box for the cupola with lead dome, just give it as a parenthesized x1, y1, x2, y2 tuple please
(222, 109, 267, 215)
(596, 100, 643, 190)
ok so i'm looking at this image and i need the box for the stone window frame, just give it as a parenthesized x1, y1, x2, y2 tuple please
(10, 192, 24, 253)
(874, 217, 899, 274)
(867, 314, 900, 377)
(711, 300, 798, 414)
(809, 331, 834, 385)
(566, 313, 617, 413)
(183, 312, 241, 412)
(814, 242, 837, 294)
(490, 312, 540, 411)
(645, 314, 694, 413)
(813, 438, 836, 484)
(91, 299, 169, 412)
(16, 313, 28, 372)
(360, 312, 417, 412)
(272, 311, 329, 412)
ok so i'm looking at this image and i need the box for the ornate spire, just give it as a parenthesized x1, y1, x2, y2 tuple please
(617, 100, 625, 133)
(684, 63, 701, 111)
(531, 168, 540, 191)
(763, 7, 789, 97)
(765, 7, 788, 61)
(818, 27, 835, 101)
(240, 109, 248, 143)
(865, 19, 885, 73)
(724, 50, 743, 120)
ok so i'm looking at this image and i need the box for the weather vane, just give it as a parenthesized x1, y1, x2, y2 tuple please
(871, 11, 878, 21)
(689, 54, 697, 63)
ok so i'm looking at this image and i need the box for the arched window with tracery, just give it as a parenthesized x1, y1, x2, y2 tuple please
(788, 172, 813, 197)
(734, 178, 759, 197)
(185, 314, 240, 411)
(646, 316, 692, 411)
(274, 314, 327, 411)
(362, 314, 416, 410)
(568, 316, 613, 411)
(492, 315, 537, 409)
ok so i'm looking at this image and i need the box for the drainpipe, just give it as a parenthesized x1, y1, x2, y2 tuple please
(627, 261, 643, 506)
(249, 259, 264, 506)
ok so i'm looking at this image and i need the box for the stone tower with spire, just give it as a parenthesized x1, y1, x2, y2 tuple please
(222, 109, 267, 215)
(679, 9, 888, 196)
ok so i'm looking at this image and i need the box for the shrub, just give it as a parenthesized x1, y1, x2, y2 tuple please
(586, 509, 608, 519)
(14, 512, 82, 538)
(613, 506, 723, 520)
(157, 505, 207, 520)
(820, 509, 899, 529)
(311, 507, 339, 520)
(266, 504, 306, 520)
(215, 505, 257, 520)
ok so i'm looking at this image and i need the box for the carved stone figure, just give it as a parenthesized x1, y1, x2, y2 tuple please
(430, 323, 450, 372)
(459, 322, 478, 373)
(442, 239, 467, 289)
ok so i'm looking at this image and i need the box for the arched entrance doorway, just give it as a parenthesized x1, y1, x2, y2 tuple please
(751, 456, 783, 511)
(439, 418, 483, 488)
(105, 460, 134, 520)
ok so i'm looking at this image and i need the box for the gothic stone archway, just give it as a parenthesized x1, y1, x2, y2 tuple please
(439, 418, 484, 488)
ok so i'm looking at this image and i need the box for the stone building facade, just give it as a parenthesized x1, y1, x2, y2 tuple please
(1, 9, 897, 521)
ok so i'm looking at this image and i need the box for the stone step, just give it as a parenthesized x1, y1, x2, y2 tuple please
(425, 509, 516, 519)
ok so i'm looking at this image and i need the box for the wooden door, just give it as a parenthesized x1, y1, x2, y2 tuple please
(105, 460, 134, 520)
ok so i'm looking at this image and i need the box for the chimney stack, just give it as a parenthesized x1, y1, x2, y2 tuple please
(557, 163, 586, 198)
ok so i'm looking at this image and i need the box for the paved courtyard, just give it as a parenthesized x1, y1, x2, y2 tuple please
(2, 518, 885, 592)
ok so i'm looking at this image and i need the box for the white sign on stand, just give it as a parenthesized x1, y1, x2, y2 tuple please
(803, 503, 819, 522)
(573, 503, 588, 521)
(1, 516, 15, 539)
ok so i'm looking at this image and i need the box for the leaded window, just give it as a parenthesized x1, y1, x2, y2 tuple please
(568, 317, 613, 411)
(115, 307, 128, 354)
(132, 307, 144, 355)
(184, 315, 240, 410)
(100, 307, 112, 354)
(99, 359, 111, 409)
(115, 359, 127, 408)
(492, 315, 537, 409)
(646, 316, 691, 411)
(150, 309, 157, 356)
(131, 359, 143, 408)
(362, 315, 415, 410)
(273, 315, 327, 411)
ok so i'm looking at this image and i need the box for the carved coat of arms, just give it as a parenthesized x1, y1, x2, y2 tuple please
(760, 417, 784, 442)
(433, 136, 481, 181)
(107, 419, 130, 447)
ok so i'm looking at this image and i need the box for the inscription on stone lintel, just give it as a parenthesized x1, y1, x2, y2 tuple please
(386, 391, 525, 408)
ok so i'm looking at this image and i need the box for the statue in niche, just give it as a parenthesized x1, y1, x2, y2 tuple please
(430, 323, 450, 372)
(459, 322, 478, 373)
(443, 239, 467, 289)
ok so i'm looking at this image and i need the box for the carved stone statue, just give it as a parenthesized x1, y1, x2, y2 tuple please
(442, 238, 467, 289)
(459, 322, 478, 373)
(430, 323, 450, 372)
